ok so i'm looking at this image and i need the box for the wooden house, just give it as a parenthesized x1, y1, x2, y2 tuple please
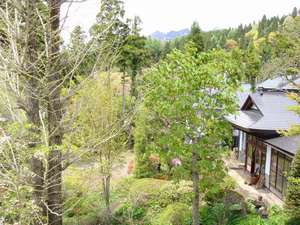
(226, 76, 300, 198)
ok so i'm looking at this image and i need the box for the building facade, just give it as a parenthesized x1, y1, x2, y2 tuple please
(227, 76, 300, 199)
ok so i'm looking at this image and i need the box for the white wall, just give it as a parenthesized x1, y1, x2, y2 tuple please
(265, 145, 272, 187)
(238, 131, 246, 162)
(238, 131, 243, 151)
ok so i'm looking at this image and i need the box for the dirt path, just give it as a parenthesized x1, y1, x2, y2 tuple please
(65, 151, 135, 192)
(111, 151, 134, 181)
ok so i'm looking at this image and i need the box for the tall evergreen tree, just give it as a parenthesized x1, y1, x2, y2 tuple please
(90, 0, 129, 70)
(187, 21, 204, 53)
(292, 7, 298, 18)
(66, 26, 93, 79)
(117, 16, 148, 98)
(69, 25, 86, 52)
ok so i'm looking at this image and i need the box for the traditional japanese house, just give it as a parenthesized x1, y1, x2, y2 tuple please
(227, 76, 300, 198)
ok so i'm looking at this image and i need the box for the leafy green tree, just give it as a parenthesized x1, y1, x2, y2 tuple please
(65, 75, 126, 223)
(187, 21, 204, 53)
(244, 41, 261, 91)
(261, 16, 300, 77)
(141, 45, 242, 225)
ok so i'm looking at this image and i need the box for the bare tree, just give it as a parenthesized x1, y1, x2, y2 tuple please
(0, 0, 129, 224)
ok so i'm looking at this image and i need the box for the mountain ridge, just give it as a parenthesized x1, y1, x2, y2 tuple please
(150, 28, 190, 41)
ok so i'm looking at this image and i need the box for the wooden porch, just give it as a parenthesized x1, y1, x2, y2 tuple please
(226, 154, 283, 207)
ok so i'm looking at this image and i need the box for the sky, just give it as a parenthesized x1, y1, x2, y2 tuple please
(61, 0, 300, 42)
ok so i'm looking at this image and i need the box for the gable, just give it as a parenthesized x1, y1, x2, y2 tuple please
(241, 95, 263, 115)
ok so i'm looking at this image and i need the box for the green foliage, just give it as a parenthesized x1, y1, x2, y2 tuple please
(128, 178, 167, 197)
(65, 73, 125, 168)
(145, 38, 163, 63)
(113, 203, 148, 225)
(0, 186, 38, 225)
(141, 45, 243, 185)
(267, 206, 289, 225)
(0, 122, 41, 224)
(117, 31, 148, 97)
(90, 0, 129, 70)
(134, 105, 163, 178)
(113, 178, 194, 225)
(244, 41, 261, 91)
(262, 15, 300, 78)
(292, 7, 298, 18)
(285, 150, 300, 219)
(64, 26, 95, 80)
(138, 45, 243, 225)
(187, 21, 204, 53)
(200, 190, 247, 225)
(63, 167, 107, 225)
(157, 181, 193, 206)
(154, 203, 192, 225)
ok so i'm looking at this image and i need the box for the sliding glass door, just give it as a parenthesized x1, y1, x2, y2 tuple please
(269, 149, 292, 197)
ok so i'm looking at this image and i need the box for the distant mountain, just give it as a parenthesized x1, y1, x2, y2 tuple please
(150, 28, 190, 41)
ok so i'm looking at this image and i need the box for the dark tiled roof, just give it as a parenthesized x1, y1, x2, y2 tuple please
(236, 84, 251, 107)
(266, 135, 300, 155)
(227, 92, 300, 131)
(226, 110, 263, 130)
(258, 75, 300, 90)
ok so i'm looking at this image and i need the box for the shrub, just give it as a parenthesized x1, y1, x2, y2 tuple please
(63, 167, 105, 225)
(266, 206, 289, 225)
(154, 203, 192, 225)
(230, 215, 265, 225)
(112, 203, 148, 225)
(157, 180, 193, 207)
(285, 149, 300, 220)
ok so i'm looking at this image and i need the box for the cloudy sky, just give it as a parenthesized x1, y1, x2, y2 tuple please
(61, 0, 299, 42)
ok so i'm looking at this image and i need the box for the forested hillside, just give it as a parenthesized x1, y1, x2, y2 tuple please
(0, 1, 300, 225)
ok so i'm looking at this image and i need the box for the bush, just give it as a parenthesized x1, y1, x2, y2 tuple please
(285, 149, 300, 219)
(154, 203, 191, 225)
(286, 217, 300, 225)
(230, 215, 265, 225)
(157, 180, 193, 207)
(63, 167, 105, 225)
(266, 206, 289, 225)
(112, 203, 148, 225)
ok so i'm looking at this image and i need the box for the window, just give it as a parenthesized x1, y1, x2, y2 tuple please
(270, 151, 277, 188)
(269, 149, 292, 197)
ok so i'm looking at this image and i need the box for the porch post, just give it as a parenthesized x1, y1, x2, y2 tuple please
(245, 135, 248, 170)
(265, 145, 272, 188)
(239, 131, 243, 151)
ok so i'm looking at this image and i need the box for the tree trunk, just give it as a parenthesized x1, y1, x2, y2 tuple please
(192, 150, 200, 225)
(47, 1, 63, 225)
(130, 71, 137, 98)
(121, 72, 126, 114)
(25, 0, 45, 221)
(102, 175, 111, 224)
